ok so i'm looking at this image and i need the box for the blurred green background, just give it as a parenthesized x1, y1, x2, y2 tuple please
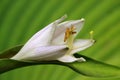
(0, 0, 120, 80)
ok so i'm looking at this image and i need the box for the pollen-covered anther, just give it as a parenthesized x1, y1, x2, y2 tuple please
(64, 25, 76, 42)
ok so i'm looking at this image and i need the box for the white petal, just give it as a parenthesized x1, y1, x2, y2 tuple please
(28, 15, 67, 43)
(58, 55, 86, 63)
(15, 23, 57, 58)
(11, 45, 68, 61)
(58, 55, 77, 62)
(70, 39, 95, 54)
(13, 15, 67, 58)
(52, 18, 85, 44)
(24, 15, 67, 48)
(54, 14, 67, 24)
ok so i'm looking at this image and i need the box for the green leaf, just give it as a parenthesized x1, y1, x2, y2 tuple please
(68, 54, 120, 78)
(0, 45, 23, 59)
(0, 46, 120, 78)
(0, 59, 61, 74)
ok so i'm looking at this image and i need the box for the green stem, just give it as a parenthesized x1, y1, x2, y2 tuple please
(0, 59, 64, 74)
(0, 45, 120, 78)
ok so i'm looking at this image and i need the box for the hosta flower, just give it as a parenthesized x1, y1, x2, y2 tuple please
(11, 15, 95, 63)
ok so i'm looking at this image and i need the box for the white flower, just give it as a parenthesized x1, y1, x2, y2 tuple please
(11, 15, 95, 63)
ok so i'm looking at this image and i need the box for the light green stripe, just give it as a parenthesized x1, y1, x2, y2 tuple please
(7, 0, 43, 46)
(84, 9, 120, 57)
(0, 0, 120, 80)
(0, 0, 28, 50)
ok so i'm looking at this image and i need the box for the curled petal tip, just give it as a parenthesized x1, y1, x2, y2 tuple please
(77, 57, 86, 62)
(59, 14, 67, 20)
(63, 14, 67, 18)
(92, 39, 95, 43)
(55, 14, 67, 23)
(80, 18, 85, 22)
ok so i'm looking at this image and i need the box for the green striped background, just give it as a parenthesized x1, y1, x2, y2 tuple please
(0, 0, 120, 80)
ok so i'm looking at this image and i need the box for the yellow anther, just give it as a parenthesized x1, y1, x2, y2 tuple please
(64, 25, 76, 42)
(64, 25, 77, 49)
(89, 30, 94, 39)
(71, 25, 76, 31)
(64, 28, 70, 42)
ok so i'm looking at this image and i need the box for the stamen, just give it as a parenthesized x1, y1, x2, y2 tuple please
(71, 25, 76, 31)
(64, 25, 76, 42)
(89, 30, 94, 39)
(64, 25, 76, 49)
(64, 28, 70, 42)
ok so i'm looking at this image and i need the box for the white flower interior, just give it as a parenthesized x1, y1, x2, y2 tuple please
(11, 15, 95, 63)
